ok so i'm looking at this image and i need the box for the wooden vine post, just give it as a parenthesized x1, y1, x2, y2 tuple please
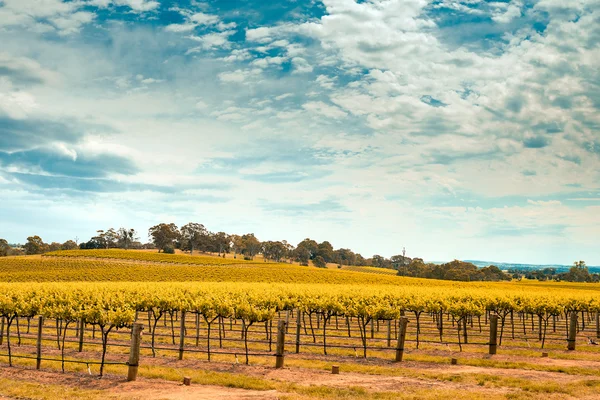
(295, 310, 302, 354)
(78, 318, 85, 352)
(275, 320, 286, 368)
(395, 317, 409, 362)
(596, 311, 600, 339)
(387, 320, 392, 347)
(179, 311, 186, 360)
(127, 322, 144, 381)
(567, 312, 578, 351)
(489, 315, 498, 355)
(36, 316, 43, 370)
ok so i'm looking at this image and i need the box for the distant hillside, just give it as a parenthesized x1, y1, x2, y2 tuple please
(462, 260, 600, 274)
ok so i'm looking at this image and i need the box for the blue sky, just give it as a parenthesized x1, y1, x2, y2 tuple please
(0, 0, 599, 264)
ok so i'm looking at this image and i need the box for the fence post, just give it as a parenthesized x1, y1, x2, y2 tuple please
(195, 313, 200, 347)
(395, 317, 409, 362)
(387, 320, 391, 347)
(295, 310, 302, 354)
(489, 315, 498, 355)
(285, 310, 290, 334)
(36, 316, 43, 370)
(275, 320, 286, 368)
(0, 316, 4, 346)
(179, 311, 186, 360)
(567, 312, 577, 351)
(596, 311, 600, 339)
(127, 322, 144, 381)
(78, 318, 85, 352)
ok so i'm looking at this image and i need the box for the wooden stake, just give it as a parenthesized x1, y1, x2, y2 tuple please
(489, 315, 498, 355)
(567, 312, 577, 351)
(195, 313, 200, 347)
(127, 322, 143, 381)
(596, 311, 600, 339)
(78, 318, 85, 352)
(295, 310, 302, 354)
(275, 320, 286, 368)
(36, 316, 43, 370)
(395, 317, 409, 362)
(386, 320, 391, 347)
(179, 311, 186, 360)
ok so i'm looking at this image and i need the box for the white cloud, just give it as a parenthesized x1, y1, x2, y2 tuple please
(165, 11, 225, 33)
(275, 93, 293, 101)
(250, 56, 288, 68)
(218, 69, 262, 83)
(112, 0, 159, 12)
(302, 101, 348, 119)
(291, 57, 313, 73)
(316, 74, 337, 89)
(491, 1, 522, 24)
(186, 30, 235, 51)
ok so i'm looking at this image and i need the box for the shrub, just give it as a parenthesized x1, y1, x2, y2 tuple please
(163, 245, 175, 254)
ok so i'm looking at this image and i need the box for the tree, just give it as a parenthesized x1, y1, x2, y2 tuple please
(24, 236, 48, 255)
(105, 228, 118, 248)
(240, 233, 261, 260)
(565, 260, 590, 282)
(294, 238, 320, 265)
(317, 241, 334, 262)
(180, 223, 208, 255)
(61, 240, 78, 250)
(313, 256, 327, 268)
(117, 228, 138, 250)
(211, 232, 230, 256)
(48, 242, 62, 252)
(0, 239, 9, 257)
(294, 246, 311, 266)
(262, 241, 287, 262)
(230, 234, 243, 259)
(148, 223, 180, 253)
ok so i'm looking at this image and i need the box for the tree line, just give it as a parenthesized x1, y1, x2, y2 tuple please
(0, 222, 411, 268)
(396, 258, 510, 282)
(507, 261, 599, 283)
(1, 225, 595, 283)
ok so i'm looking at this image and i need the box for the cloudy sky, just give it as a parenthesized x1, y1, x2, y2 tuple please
(1, 0, 599, 264)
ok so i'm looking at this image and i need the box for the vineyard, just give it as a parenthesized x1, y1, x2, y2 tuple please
(1, 252, 600, 399)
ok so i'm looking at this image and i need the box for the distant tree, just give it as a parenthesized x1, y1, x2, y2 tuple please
(241, 233, 261, 260)
(564, 260, 591, 282)
(148, 223, 180, 253)
(117, 228, 138, 250)
(278, 240, 294, 263)
(48, 242, 62, 252)
(313, 256, 327, 268)
(317, 241, 334, 262)
(0, 239, 9, 257)
(262, 241, 287, 262)
(105, 228, 119, 248)
(180, 223, 208, 255)
(24, 236, 48, 255)
(80, 237, 102, 250)
(390, 254, 411, 269)
(296, 238, 319, 261)
(295, 246, 311, 266)
(211, 232, 230, 256)
(61, 240, 78, 250)
(333, 248, 356, 266)
(372, 255, 390, 268)
(230, 234, 243, 259)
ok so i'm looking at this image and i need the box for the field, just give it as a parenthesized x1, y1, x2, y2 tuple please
(1, 250, 600, 400)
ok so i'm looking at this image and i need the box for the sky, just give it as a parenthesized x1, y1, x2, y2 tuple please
(0, 0, 599, 265)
